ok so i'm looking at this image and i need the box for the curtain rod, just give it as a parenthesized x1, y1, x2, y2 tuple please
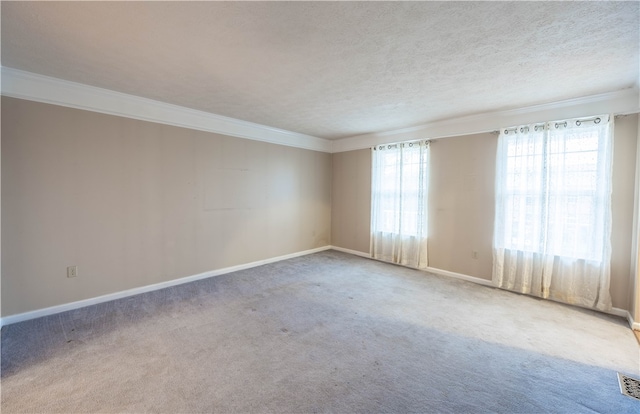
(372, 139, 430, 150)
(501, 115, 610, 135)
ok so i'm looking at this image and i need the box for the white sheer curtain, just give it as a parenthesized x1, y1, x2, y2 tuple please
(493, 115, 613, 311)
(371, 140, 429, 269)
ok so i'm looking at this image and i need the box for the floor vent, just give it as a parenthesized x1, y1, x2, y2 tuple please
(618, 373, 640, 400)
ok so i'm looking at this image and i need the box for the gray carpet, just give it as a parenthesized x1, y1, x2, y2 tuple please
(1, 250, 639, 413)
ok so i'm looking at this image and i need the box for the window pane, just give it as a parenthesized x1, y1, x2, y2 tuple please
(496, 125, 608, 261)
(372, 144, 428, 237)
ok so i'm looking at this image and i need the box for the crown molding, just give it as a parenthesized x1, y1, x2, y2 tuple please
(0, 67, 332, 153)
(332, 87, 640, 153)
(3, 67, 637, 154)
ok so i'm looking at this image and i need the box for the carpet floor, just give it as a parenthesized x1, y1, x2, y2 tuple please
(1, 250, 639, 413)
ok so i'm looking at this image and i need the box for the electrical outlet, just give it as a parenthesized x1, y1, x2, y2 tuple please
(67, 266, 78, 278)
(472, 251, 478, 260)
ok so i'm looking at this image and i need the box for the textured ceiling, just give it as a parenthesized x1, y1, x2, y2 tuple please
(2, 1, 639, 140)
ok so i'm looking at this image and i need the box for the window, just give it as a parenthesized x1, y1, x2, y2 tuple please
(374, 146, 425, 236)
(371, 140, 429, 269)
(493, 115, 613, 311)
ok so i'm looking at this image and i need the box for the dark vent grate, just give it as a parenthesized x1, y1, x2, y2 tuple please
(618, 373, 640, 401)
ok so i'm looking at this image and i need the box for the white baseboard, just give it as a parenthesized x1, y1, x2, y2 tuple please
(608, 307, 629, 319)
(0, 245, 332, 328)
(331, 247, 637, 329)
(608, 307, 637, 330)
(619, 309, 640, 331)
(426, 269, 636, 329)
(329, 245, 370, 258)
(424, 266, 495, 287)
(329, 246, 495, 287)
(4, 245, 636, 331)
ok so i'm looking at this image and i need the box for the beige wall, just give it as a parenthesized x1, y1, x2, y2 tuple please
(428, 133, 496, 280)
(331, 149, 371, 253)
(2, 96, 638, 317)
(1, 97, 331, 317)
(611, 115, 638, 312)
(630, 115, 640, 324)
(331, 116, 639, 310)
